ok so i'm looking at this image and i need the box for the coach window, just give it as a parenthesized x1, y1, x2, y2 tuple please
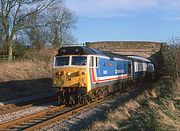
(138, 63, 143, 71)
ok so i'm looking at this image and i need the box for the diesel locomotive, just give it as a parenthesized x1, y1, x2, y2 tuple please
(52, 46, 154, 105)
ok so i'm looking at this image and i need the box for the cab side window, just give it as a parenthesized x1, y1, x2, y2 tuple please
(89, 56, 94, 67)
(95, 57, 98, 67)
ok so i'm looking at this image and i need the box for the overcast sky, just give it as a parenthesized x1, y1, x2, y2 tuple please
(66, 0, 180, 43)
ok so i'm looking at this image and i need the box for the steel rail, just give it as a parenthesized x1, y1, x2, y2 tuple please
(0, 105, 65, 130)
(0, 96, 56, 115)
(25, 95, 116, 131)
(0, 85, 137, 130)
(0, 93, 114, 130)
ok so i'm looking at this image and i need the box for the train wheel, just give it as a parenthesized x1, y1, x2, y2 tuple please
(86, 95, 92, 104)
(97, 89, 104, 99)
(69, 95, 76, 105)
(57, 90, 65, 105)
(89, 91, 96, 102)
(78, 93, 84, 104)
(104, 87, 109, 96)
(57, 96, 62, 105)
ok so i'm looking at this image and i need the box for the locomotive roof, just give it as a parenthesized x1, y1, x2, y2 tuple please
(56, 46, 130, 59)
(57, 46, 102, 55)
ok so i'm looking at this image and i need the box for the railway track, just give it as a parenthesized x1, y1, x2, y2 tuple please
(0, 90, 122, 131)
(0, 81, 151, 131)
(0, 96, 56, 115)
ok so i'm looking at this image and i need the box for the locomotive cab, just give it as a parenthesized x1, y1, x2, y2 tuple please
(52, 54, 91, 105)
(52, 46, 100, 93)
(53, 55, 89, 90)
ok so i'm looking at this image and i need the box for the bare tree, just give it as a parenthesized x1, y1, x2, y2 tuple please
(46, 3, 77, 47)
(0, 0, 58, 60)
(161, 37, 180, 79)
(0, 14, 4, 44)
(23, 1, 77, 49)
(62, 32, 77, 45)
(170, 37, 180, 78)
(24, 13, 45, 49)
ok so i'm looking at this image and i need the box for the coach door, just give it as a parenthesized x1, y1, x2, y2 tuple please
(128, 61, 133, 77)
(128, 63, 131, 76)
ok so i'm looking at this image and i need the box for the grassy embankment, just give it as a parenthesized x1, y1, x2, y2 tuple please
(0, 48, 57, 101)
(85, 79, 179, 131)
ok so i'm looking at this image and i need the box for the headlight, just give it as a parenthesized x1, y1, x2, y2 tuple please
(53, 79, 57, 85)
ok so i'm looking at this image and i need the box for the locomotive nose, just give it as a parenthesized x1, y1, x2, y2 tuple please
(67, 72, 71, 76)
(54, 71, 66, 86)
(55, 71, 66, 76)
(76, 71, 86, 76)
(53, 68, 87, 88)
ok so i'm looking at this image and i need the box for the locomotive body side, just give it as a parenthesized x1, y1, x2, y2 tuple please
(88, 55, 133, 91)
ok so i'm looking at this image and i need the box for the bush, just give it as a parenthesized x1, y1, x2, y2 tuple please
(23, 48, 57, 64)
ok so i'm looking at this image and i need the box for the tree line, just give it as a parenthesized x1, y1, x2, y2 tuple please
(0, 0, 77, 60)
(158, 37, 180, 79)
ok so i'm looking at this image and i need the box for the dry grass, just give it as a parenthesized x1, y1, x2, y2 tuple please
(0, 48, 58, 101)
(85, 87, 157, 131)
(0, 61, 51, 82)
(0, 48, 58, 82)
(173, 78, 180, 100)
(85, 79, 180, 131)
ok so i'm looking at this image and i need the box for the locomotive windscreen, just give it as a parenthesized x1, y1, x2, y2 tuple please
(55, 56, 69, 66)
(72, 56, 87, 66)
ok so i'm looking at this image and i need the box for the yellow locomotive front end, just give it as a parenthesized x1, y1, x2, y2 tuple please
(53, 55, 88, 89)
(52, 54, 92, 105)
(52, 46, 98, 105)
(53, 67, 87, 88)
